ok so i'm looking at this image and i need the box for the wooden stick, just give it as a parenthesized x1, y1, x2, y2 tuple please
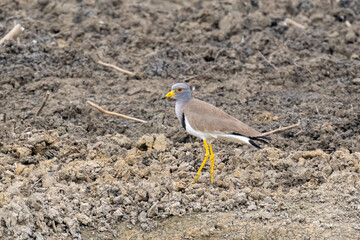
(2, 113, 6, 123)
(284, 18, 306, 30)
(87, 100, 147, 123)
(98, 60, 136, 77)
(262, 120, 301, 136)
(36, 91, 50, 116)
(258, 51, 278, 70)
(0, 24, 23, 44)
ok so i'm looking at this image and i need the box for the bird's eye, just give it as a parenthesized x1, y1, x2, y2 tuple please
(177, 88, 183, 92)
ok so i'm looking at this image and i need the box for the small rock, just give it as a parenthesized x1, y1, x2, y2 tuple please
(153, 134, 169, 152)
(13, 147, 32, 158)
(193, 202, 201, 212)
(140, 223, 150, 231)
(297, 168, 312, 181)
(195, 188, 204, 197)
(42, 174, 55, 188)
(135, 189, 148, 202)
(243, 187, 251, 194)
(310, 12, 324, 21)
(322, 165, 332, 176)
(247, 202, 257, 211)
(345, 30, 356, 43)
(111, 134, 132, 148)
(250, 191, 263, 200)
(169, 202, 181, 216)
(136, 135, 154, 151)
(173, 181, 186, 192)
(80, 203, 90, 213)
(220, 192, 229, 201)
(214, 222, 227, 230)
(0, 193, 9, 207)
(260, 210, 273, 220)
(263, 196, 275, 204)
(234, 192, 247, 205)
(292, 214, 306, 223)
(75, 213, 91, 225)
(113, 209, 124, 220)
(48, 208, 59, 220)
(352, 78, 360, 85)
(57, 39, 68, 48)
(350, 54, 359, 60)
(125, 148, 139, 166)
(14, 164, 26, 175)
(138, 211, 147, 223)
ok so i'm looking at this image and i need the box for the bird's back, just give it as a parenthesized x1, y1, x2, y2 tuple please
(182, 99, 262, 137)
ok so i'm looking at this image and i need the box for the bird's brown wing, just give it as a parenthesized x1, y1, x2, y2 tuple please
(183, 99, 262, 137)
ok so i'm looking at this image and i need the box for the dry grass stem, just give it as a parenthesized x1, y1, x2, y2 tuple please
(0, 24, 23, 44)
(262, 120, 301, 136)
(258, 51, 278, 70)
(98, 60, 136, 77)
(52, 220, 58, 233)
(30, 178, 42, 190)
(36, 91, 50, 116)
(284, 18, 306, 29)
(87, 101, 147, 123)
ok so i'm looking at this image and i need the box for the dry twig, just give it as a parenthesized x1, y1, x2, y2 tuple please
(52, 220, 58, 233)
(36, 91, 50, 116)
(98, 60, 136, 77)
(294, 130, 304, 136)
(87, 101, 147, 123)
(284, 18, 306, 29)
(2, 113, 6, 123)
(30, 178, 42, 190)
(262, 120, 301, 136)
(258, 51, 278, 70)
(0, 24, 23, 44)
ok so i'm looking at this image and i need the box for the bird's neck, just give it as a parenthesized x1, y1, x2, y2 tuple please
(175, 97, 192, 121)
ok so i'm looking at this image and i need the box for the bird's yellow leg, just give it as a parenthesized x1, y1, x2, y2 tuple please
(209, 143, 214, 183)
(193, 140, 209, 183)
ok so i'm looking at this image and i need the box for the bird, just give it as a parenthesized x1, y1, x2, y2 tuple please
(165, 83, 270, 183)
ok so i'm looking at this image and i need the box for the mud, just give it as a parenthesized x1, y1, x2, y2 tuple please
(0, 0, 360, 239)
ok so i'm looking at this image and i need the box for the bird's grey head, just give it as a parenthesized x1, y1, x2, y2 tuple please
(166, 83, 192, 102)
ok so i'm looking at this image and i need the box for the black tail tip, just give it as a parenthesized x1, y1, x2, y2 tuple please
(256, 135, 271, 141)
(249, 140, 262, 149)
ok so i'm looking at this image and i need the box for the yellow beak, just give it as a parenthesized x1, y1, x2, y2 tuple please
(166, 90, 175, 98)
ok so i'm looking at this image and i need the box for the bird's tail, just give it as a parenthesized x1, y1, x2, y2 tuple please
(248, 135, 271, 149)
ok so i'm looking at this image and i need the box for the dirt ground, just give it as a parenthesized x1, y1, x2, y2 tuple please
(1, 0, 360, 239)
